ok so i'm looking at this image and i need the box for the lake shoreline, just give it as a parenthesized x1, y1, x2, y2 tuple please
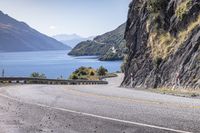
(0, 50, 122, 79)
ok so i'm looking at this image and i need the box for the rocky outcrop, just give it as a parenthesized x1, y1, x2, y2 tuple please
(0, 11, 70, 52)
(68, 23, 126, 61)
(122, 0, 200, 89)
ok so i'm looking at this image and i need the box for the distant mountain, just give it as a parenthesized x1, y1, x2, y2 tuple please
(53, 34, 94, 48)
(0, 11, 71, 52)
(68, 23, 126, 61)
(53, 34, 82, 41)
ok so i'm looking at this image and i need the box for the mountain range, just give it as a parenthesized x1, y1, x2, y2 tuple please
(0, 11, 71, 52)
(68, 23, 126, 61)
(53, 34, 94, 48)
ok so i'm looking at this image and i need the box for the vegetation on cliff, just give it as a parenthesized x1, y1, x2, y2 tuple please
(147, 0, 199, 61)
(175, 0, 192, 20)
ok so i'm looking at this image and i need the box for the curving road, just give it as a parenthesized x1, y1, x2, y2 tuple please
(0, 74, 200, 133)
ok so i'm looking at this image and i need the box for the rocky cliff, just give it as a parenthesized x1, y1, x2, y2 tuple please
(68, 23, 126, 61)
(122, 0, 200, 89)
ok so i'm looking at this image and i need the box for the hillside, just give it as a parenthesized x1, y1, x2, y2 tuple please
(121, 0, 200, 89)
(68, 23, 126, 61)
(0, 11, 71, 52)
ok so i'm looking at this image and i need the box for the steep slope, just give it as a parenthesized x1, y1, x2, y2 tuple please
(68, 23, 126, 61)
(122, 0, 200, 89)
(0, 11, 70, 52)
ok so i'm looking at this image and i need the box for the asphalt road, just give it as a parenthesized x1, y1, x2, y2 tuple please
(0, 74, 200, 133)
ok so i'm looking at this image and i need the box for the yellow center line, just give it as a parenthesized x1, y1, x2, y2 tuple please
(64, 87, 200, 109)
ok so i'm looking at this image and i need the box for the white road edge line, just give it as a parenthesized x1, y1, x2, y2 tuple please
(0, 93, 192, 133)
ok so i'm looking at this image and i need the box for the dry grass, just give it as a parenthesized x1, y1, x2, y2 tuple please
(151, 87, 200, 97)
(175, 0, 192, 20)
(148, 15, 200, 60)
(148, 32, 175, 60)
(178, 15, 200, 45)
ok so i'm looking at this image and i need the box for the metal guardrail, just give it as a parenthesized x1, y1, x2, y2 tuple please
(0, 77, 108, 85)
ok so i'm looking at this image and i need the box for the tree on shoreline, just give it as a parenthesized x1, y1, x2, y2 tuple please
(69, 66, 109, 80)
(97, 66, 108, 76)
(30, 72, 46, 79)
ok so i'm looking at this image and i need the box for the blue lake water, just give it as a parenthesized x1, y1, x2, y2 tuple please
(0, 50, 122, 79)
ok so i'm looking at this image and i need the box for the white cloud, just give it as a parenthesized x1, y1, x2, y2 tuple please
(49, 25, 56, 30)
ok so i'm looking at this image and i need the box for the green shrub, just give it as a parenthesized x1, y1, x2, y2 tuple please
(70, 74, 78, 80)
(79, 70, 87, 76)
(90, 71, 95, 76)
(30, 72, 46, 79)
(73, 66, 89, 76)
(97, 66, 108, 76)
(69, 67, 97, 80)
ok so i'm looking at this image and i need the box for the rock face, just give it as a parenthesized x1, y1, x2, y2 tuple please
(0, 11, 70, 52)
(68, 23, 126, 61)
(122, 0, 200, 89)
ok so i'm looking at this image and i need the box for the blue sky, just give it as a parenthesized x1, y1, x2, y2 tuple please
(0, 0, 131, 37)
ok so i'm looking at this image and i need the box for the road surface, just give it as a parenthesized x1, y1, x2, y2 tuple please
(0, 74, 200, 133)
